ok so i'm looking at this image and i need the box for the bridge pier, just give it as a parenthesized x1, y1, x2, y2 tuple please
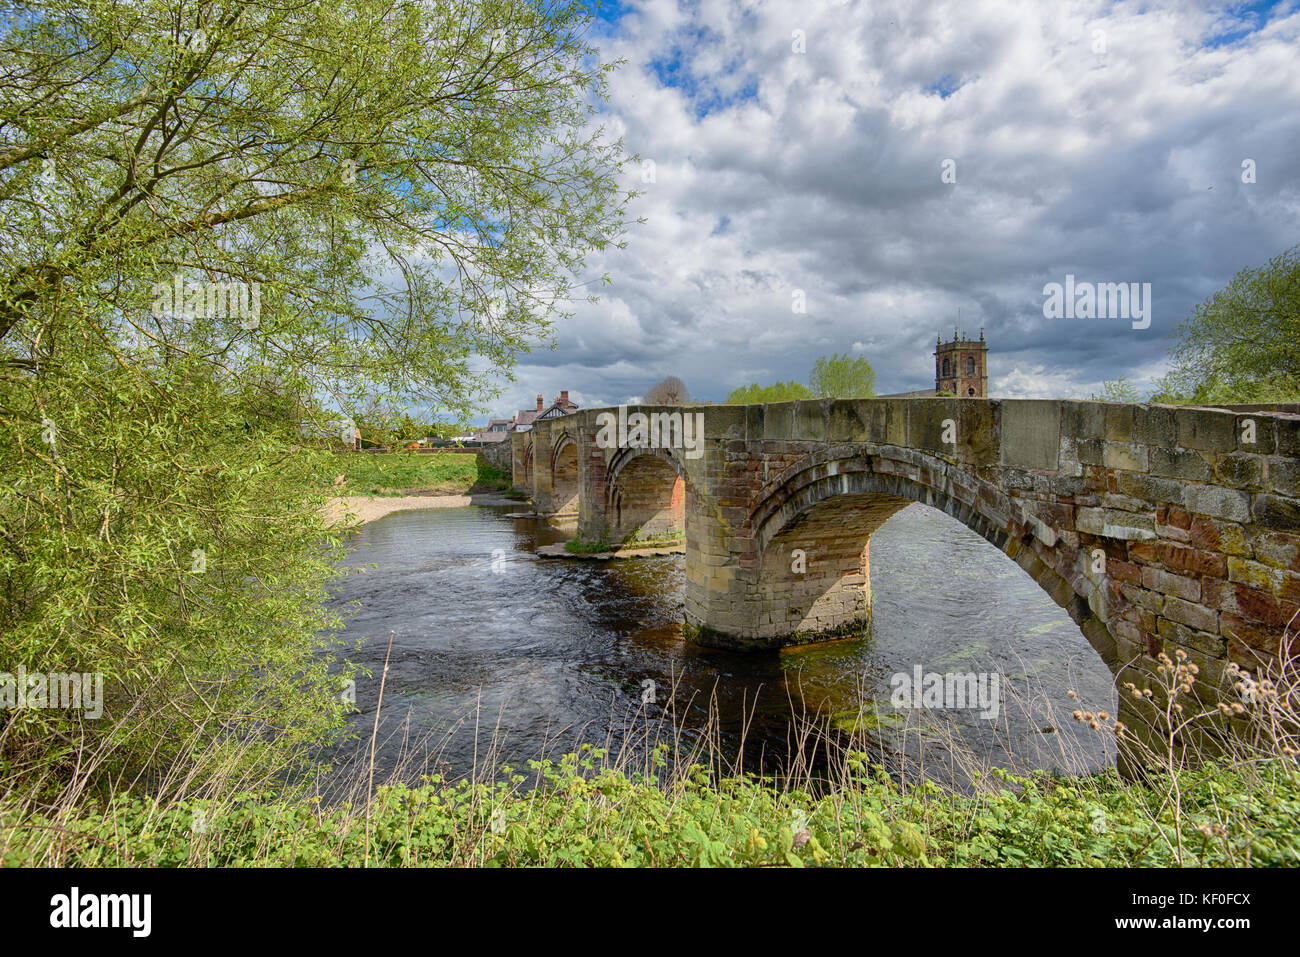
(684, 487, 914, 649)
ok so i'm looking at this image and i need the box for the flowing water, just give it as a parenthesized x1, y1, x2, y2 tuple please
(317, 503, 1117, 787)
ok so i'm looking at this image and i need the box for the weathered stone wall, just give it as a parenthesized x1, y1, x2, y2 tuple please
(478, 440, 512, 473)
(511, 432, 532, 490)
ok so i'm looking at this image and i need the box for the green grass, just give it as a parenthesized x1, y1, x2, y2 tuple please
(323, 452, 511, 497)
(564, 528, 685, 554)
(4, 751, 1297, 867)
(623, 529, 685, 549)
(564, 537, 613, 553)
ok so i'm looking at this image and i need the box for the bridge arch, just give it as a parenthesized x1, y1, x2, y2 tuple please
(605, 446, 688, 542)
(549, 431, 580, 516)
(746, 447, 1124, 670)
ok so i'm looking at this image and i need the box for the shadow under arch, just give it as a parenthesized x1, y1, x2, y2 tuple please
(605, 445, 688, 542)
(549, 432, 580, 516)
(520, 437, 534, 493)
(747, 448, 1125, 673)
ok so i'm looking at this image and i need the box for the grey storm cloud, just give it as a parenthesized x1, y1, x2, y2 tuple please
(477, 0, 1300, 420)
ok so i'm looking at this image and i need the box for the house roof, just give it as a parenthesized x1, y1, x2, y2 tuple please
(535, 400, 578, 420)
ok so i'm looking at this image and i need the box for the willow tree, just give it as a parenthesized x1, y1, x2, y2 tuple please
(0, 0, 631, 788)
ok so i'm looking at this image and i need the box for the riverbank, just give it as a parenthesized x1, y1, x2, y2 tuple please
(320, 451, 522, 525)
(324, 492, 520, 526)
(5, 752, 1297, 866)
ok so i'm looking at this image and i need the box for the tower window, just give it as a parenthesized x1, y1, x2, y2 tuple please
(965, 356, 975, 375)
(942, 357, 950, 377)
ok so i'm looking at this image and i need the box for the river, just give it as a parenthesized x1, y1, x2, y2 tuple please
(317, 503, 1117, 790)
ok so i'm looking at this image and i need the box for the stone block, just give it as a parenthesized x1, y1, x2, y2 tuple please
(1213, 453, 1265, 491)
(908, 398, 961, 457)
(1103, 442, 1148, 472)
(1104, 404, 1134, 443)
(1161, 596, 1219, 634)
(1183, 484, 1251, 523)
(827, 400, 870, 443)
(1176, 408, 1237, 452)
(1140, 565, 1201, 602)
(1134, 405, 1179, 448)
(1001, 400, 1061, 470)
(1117, 472, 1185, 504)
(1149, 447, 1211, 482)
(1064, 400, 1107, 439)
(1077, 506, 1156, 540)
(1268, 459, 1300, 497)
(1252, 493, 1300, 530)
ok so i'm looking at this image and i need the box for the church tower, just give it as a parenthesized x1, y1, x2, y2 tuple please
(934, 327, 988, 397)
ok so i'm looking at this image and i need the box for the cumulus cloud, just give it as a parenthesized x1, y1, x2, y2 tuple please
(479, 0, 1300, 419)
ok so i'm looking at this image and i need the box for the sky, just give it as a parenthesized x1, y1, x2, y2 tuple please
(478, 0, 1300, 421)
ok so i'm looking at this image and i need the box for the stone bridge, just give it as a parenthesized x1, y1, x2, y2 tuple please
(510, 398, 1299, 739)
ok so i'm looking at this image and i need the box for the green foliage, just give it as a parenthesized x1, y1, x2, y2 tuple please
(0, 337, 354, 786)
(724, 381, 814, 404)
(4, 752, 1297, 867)
(562, 527, 685, 552)
(564, 537, 611, 554)
(322, 452, 507, 496)
(809, 352, 876, 398)
(1158, 245, 1300, 404)
(1110, 246, 1300, 405)
(0, 0, 628, 789)
(1, 0, 631, 415)
(724, 353, 877, 404)
(1096, 376, 1143, 402)
(622, 528, 685, 547)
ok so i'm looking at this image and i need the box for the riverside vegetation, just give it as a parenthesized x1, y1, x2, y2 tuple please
(323, 452, 512, 498)
(3, 628, 1298, 867)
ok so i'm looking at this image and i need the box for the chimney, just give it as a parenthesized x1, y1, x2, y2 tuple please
(536, 394, 544, 411)
(560, 390, 570, 408)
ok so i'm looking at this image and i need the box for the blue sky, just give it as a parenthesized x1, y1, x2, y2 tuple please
(481, 0, 1300, 419)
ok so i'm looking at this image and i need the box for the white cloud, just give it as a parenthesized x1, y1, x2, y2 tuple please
(472, 0, 1300, 419)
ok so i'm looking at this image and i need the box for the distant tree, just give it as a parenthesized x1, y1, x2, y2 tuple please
(1154, 245, 1300, 404)
(1095, 377, 1143, 402)
(426, 420, 470, 441)
(394, 413, 429, 442)
(724, 381, 814, 404)
(809, 352, 876, 398)
(646, 375, 689, 405)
